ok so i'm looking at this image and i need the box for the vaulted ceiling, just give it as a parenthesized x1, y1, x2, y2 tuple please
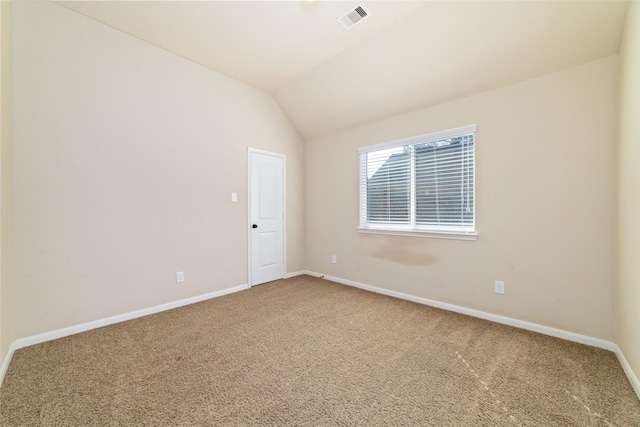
(59, 1, 629, 140)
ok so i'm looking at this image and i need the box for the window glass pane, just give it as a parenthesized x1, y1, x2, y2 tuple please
(366, 147, 410, 223)
(415, 135, 473, 226)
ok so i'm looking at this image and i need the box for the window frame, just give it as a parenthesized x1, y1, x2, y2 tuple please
(357, 124, 478, 241)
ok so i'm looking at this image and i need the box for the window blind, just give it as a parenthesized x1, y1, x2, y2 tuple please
(359, 125, 476, 234)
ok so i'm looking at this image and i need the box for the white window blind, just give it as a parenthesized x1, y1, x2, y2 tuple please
(359, 125, 476, 239)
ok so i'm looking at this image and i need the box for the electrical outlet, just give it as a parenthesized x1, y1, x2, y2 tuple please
(176, 271, 184, 283)
(495, 280, 505, 294)
(331, 255, 337, 264)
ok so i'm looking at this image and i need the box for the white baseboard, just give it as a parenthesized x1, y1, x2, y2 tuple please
(14, 283, 249, 350)
(614, 344, 640, 400)
(0, 283, 249, 387)
(284, 270, 306, 279)
(0, 341, 16, 389)
(304, 270, 616, 352)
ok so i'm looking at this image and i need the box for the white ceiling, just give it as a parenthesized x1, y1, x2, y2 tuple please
(59, 1, 629, 140)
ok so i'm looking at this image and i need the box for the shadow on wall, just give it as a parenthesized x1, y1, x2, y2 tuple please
(361, 234, 436, 266)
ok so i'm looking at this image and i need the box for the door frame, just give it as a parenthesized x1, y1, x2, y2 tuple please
(247, 147, 286, 286)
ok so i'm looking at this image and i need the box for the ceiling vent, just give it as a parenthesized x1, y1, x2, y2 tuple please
(337, 3, 371, 30)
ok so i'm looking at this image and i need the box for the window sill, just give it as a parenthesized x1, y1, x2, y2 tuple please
(357, 226, 478, 241)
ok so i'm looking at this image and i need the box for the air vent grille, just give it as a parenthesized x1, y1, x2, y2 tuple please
(337, 3, 371, 30)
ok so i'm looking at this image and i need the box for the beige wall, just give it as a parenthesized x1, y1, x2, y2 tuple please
(306, 57, 618, 340)
(0, 1, 14, 367)
(616, 0, 640, 389)
(11, 1, 304, 339)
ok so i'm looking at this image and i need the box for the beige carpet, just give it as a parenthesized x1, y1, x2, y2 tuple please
(1, 275, 639, 426)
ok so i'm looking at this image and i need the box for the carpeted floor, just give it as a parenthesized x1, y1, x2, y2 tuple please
(1, 275, 639, 426)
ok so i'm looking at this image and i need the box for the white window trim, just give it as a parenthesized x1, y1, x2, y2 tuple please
(357, 225, 478, 241)
(358, 124, 477, 154)
(358, 124, 477, 241)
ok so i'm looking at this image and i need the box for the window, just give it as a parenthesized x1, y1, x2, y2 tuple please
(358, 124, 477, 240)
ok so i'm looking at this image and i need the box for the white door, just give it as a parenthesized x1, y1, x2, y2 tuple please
(248, 149, 285, 286)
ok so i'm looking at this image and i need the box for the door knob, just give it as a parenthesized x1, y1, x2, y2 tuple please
(252, 224, 258, 229)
